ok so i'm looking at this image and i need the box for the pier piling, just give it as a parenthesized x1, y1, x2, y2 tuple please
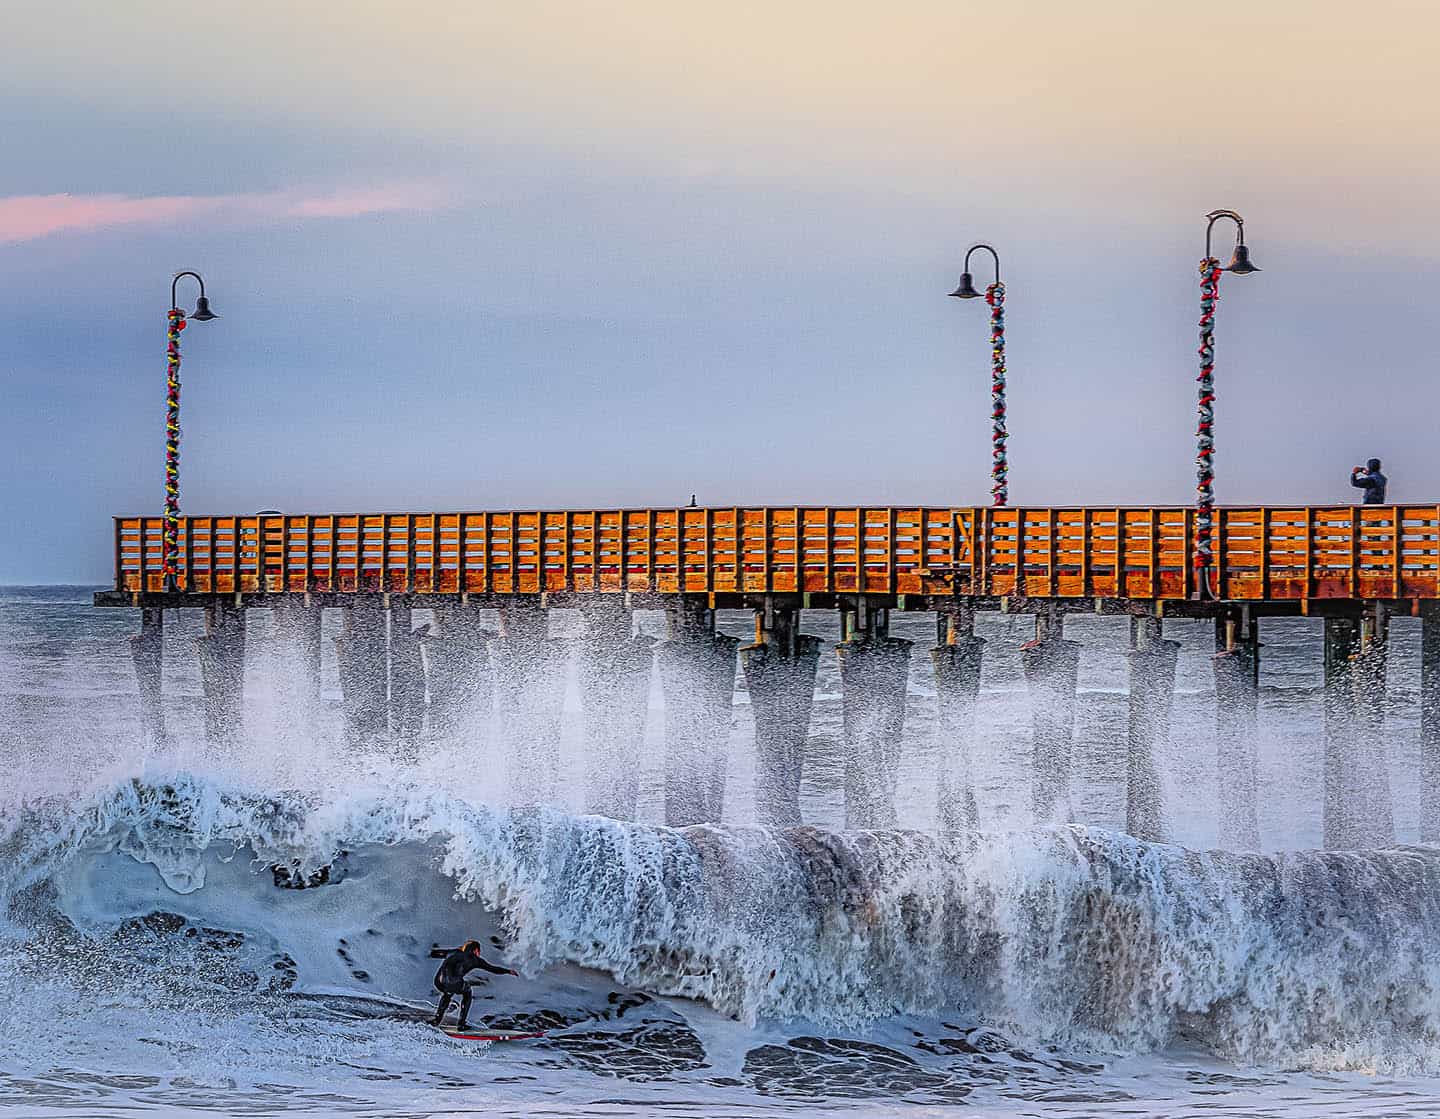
(837, 601, 912, 830)
(334, 601, 389, 747)
(1351, 606, 1394, 847)
(271, 600, 321, 708)
(577, 602, 655, 819)
(1423, 604, 1440, 843)
(491, 601, 570, 806)
(1212, 611, 1261, 848)
(1323, 610, 1395, 848)
(929, 605, 985, 832)
(196, 601, 246, 749)
(739, 600, 821, 827)
(426, 604, 494, 740)
(1322, 615, 1358, 848)
(1125, 614, 1177, 842)
(129, 606, 168, 747)
(1020, 606, 1081, 825)
(388, 605, 427, 748)
(656, 599, 739, 826)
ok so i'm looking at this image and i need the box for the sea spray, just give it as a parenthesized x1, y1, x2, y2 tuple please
(3, 774, 1440, 1070)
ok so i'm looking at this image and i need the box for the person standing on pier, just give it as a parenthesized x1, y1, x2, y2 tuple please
(1350, 458, 1388, 504)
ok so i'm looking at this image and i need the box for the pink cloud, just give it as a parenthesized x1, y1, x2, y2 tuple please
(282, 182, 457, 219)
(0, 183, 457, 244)
(0, 194, 214, 242)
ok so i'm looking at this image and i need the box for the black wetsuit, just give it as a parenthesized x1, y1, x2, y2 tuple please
(430, 948, 510, 1027)
(1351, 460, 1388, 505)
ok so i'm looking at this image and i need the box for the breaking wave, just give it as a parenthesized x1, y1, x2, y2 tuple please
(4, 772, 1440, 1073)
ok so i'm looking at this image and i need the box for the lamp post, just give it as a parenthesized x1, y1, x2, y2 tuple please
(162, 271, 218, 592)
(1194, 211, 1259, 600)
(949, 244, 1008, 506)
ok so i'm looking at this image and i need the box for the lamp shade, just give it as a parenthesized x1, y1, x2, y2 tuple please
(948, 272, 983, 299)
(1225, 243, 1260, 275)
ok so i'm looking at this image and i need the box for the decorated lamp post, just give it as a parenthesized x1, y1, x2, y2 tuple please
(949, 244, 1008, 506)
(1194, 211, 1259, 600)
(161, 271, 218, 592)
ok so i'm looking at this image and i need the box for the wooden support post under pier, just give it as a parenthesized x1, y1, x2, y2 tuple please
(196, 600, 246, 749)
(492, 601, 570, 806)
(426, 604, 494, 742)
(1212, 610, 1261, 849)
(334, 601, 388, 748)
(656, 598, 738, 826)
(389, 604, 427, 750)
(271, 600, 322, 710)
(128, 606, 169, 748)
(1423, 604, 1440, 843)
(1351, 605, 1393, 847)
(1125, 614, 1177, 843)
(837, 599, 912, 830)
(577, 600, 655, 820)
(1020, 604, 1081, 825)
(1323, 609, 1394, 849)
(930, 604, 985, 832)
(740, 597, 821, 828)
(1322, 615, 1359, 849)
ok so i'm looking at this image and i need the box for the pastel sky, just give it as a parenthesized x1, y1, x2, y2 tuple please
(3, 1, 1438, 581)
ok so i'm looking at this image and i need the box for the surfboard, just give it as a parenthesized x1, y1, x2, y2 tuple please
(434, 1024, 546, 1042)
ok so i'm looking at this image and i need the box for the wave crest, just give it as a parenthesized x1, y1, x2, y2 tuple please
(4, 774, 1440, 1069)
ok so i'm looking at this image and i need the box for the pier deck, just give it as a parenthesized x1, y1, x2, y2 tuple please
(97, 505, 1440, 611)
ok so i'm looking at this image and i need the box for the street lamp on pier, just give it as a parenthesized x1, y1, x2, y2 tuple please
(162, 271, 218, 592)
(1194, 211, 1259, 599)
(949, 243, 1008, 506)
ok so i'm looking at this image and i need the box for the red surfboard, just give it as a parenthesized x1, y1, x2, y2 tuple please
(435, 1025, 546, 1042)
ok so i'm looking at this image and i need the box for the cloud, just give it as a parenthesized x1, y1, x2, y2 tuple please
(281, 182, 456, 219)
(0, 182, 458, 243)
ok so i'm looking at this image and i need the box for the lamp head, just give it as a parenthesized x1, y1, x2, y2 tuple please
(948, 272, 983, 299)
(1224, 242, 1260, 275)
(189, 295, 218, 321)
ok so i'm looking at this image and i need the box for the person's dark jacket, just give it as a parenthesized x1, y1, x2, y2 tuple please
(1351, 459, 1388, 504)
(430, 948, 511, 992)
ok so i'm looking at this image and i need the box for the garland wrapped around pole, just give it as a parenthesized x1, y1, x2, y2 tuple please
(1194, 257, 1221, 598)
(162, 307, 187, 588)
(986, 280, 1008, 507)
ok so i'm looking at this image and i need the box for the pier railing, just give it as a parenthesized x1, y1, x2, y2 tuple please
(109, 506, 1440, 602)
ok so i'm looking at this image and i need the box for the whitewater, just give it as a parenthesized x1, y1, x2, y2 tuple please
(2, 587, 1439, 1116)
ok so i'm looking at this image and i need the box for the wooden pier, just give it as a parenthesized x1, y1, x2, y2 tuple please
(96, 504, 1440, 609)
(95, 504, 1440, 849)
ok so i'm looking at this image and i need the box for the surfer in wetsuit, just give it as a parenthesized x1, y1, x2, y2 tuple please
(430, 940, 517, 1029)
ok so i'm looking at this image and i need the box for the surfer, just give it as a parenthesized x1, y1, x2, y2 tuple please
(429, 940, 518, 1029)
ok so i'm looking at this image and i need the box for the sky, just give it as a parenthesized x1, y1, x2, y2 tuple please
(2, 0, 1438, 582)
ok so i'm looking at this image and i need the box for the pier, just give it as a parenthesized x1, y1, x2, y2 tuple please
(98, 504, 1440, 844)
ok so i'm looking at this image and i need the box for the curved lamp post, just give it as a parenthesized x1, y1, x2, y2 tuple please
(949, 243, 1008, 506)
(1194, 211, 1259, 600)
(162, 271, 218, 591)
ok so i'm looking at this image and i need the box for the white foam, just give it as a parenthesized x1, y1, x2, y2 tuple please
(7, 772, 1440, 1073)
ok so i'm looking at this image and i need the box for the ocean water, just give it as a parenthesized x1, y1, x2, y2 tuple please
(1, 584, 1438, 1117)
